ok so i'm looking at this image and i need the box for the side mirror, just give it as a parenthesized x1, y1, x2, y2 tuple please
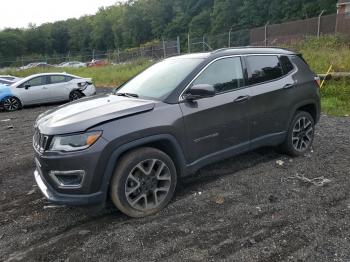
(24, 84, 31, 89)
(184, 84, 216, 101)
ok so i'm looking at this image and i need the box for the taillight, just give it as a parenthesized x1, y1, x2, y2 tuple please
(314, 76, 321, 87)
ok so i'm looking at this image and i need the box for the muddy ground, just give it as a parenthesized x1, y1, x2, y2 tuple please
(0, 94, 350, 261)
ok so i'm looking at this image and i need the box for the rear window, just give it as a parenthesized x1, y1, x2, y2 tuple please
(50, 75, 66, 84)
(246, 55, 283, 85)
(280, 56, 294, 74)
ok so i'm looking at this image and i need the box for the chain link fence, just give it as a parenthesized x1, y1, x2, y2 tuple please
(250, 13, 350, 46)
(187, 29, 250, 53)
(0, 37, 180, 69)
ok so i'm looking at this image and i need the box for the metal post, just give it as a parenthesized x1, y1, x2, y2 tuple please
(176, 36, 181, 55)
(317, 10, 325, 38)
(229, 28, 233, 47)
(162, 38, 166, 58)
(188, 33, 190, 53)
(92, 49, 95, 60)
(264, 21, 270, 46)
(202, 36, 205, 51)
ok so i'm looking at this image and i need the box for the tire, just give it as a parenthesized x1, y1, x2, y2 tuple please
(280, 111, 315, 156)
(110, 147, 177, 218)
(2, 97, 22, 112)
(69, 90, 83, 101)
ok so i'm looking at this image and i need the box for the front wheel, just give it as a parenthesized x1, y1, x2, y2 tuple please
(2, 97, 22, 112)
(280, 111, 315, 156)
(110, 147, 177, 218)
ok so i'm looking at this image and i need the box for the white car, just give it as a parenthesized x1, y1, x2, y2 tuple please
(0, 73, 96, 111)
(57, 61, 87, 68)
(0, 75, 22, 82)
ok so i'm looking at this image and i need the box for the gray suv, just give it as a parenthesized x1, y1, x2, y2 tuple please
(33, 48, 320, 217)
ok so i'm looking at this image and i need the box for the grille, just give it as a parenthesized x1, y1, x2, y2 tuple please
(33, 129, 50, 152)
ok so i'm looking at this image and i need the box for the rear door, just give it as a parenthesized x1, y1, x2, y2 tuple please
(244, 55, 296, 145)
(180, 56, 251, 164)
(17, 76, 49, 105)
(47, 75, 70, 101)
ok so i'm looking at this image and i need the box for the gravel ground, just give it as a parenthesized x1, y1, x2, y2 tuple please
(0, 95, 350, 261)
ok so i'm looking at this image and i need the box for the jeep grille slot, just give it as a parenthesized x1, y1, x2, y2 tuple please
(33, 130, 50, 152)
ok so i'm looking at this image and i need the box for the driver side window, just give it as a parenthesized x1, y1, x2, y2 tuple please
(193, 57, 244, 93)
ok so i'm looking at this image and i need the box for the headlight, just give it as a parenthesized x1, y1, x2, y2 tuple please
(49, 131, 102, 152)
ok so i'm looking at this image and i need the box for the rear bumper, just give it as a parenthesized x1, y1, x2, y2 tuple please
(34, 169, 105, 206)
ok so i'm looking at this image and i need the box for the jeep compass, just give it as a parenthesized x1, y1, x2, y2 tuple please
(33, 48, 320, 217)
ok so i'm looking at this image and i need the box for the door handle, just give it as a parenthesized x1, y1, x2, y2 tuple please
(42, 87, 48, 90)
(234, 95, 250, 103)
(283, 84, 294, 89)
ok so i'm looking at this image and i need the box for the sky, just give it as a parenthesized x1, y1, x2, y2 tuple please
(0, 0, 121, 29)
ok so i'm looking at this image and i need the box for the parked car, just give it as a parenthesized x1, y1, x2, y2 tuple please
(33, 47, 320, 218)
(19, 62, 51, 70)
(87, 59, 109, 67)
(0, 78, 15, 85)
(57, 61, 87, 68)
(0, 73, 96, 111)
(0, 75, 22, 82)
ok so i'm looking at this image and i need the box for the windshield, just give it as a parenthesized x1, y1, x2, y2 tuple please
(116, 58, 203, 100)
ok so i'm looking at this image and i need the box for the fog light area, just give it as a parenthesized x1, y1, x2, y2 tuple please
(49, 170, 85, 188)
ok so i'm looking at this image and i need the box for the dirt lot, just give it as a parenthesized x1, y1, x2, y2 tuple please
(0, 97, 350, 261)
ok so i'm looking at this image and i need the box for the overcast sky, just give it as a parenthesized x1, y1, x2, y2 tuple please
(0, 0, 121, 29)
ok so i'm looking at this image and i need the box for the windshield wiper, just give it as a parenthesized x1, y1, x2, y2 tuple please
(116, 92, 139, 98)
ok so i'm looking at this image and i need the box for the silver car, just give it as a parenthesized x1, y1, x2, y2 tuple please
(0, 73, 96, 112)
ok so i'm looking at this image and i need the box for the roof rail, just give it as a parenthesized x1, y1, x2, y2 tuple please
(211, 46, 293, 54)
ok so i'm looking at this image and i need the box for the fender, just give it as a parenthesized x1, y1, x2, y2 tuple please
(99, 134, 187, 200)
(287, 98, 320, 128)
(0, 85, 13, 102)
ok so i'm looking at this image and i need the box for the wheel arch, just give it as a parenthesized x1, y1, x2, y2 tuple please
(0, 94, 23, 108)
(288, 99, 320, 128)
(100, 134, 187, 200)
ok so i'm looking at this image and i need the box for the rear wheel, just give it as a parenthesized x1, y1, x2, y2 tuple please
(110, 147, 177, 218)
(281, 111, 315, 156)
(2, 97, 22, 112)
(69, 90, 83, 101)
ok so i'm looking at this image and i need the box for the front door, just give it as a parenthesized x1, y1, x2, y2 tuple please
(17, 76, 50, 105)
(180, 56, 251, 164)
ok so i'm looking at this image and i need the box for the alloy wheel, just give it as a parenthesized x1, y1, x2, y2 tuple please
(125, 159, 172, 211)
(292, 116, 313, 152)
(70, 91, 81, 101)
(3, 97, 20, 111)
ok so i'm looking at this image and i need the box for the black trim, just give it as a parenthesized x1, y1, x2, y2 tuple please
(100, 134, 187, 201)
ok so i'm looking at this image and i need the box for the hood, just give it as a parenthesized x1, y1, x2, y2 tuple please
(36, 94, 155, 135)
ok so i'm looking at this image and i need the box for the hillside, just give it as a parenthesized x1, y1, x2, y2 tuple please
(0, 0, 338, 61)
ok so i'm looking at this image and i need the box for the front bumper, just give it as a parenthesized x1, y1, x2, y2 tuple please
(34, 169, 104, 206)
(33, 134, 110, 206)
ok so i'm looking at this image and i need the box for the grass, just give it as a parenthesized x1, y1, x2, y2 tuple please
(288, 36, 350, 116)
(288, 35, 350, 73)
(321, 79, 350, 116)
(4, 59, 152, 88)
